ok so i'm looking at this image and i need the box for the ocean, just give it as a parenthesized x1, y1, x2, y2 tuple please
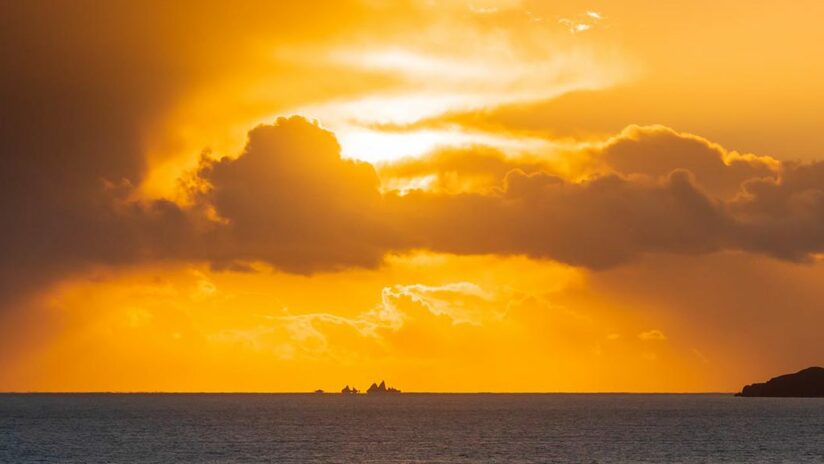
(1, 393, 823, 463)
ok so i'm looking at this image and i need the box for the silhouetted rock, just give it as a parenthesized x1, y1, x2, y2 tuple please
(737, 367, 824, 397)
(340, 385, 359, 395)
(314, 389, 324, 394)
(366, 380, 400, 394)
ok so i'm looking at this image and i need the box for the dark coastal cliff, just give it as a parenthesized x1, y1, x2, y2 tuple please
(737, 367, 824, 397)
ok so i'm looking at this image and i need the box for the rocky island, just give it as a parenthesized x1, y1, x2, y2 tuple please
(338, 381, 401, 394)
(340, 385, 359, 395)
(367, 380, 401, 394)
(736, 366, 824, 397)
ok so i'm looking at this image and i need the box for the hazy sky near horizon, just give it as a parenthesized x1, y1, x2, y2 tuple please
(3, 0, 824, 392)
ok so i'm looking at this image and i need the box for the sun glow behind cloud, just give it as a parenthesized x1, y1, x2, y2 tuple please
(277, 19, 634, 164)
(335, 126, 555, 164)
(134, 3, 635, 199)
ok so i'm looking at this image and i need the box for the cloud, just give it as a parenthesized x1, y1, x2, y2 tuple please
(558, 9, 604, 34)
(4, 54, 824, 320)
(381, 282, 497, 325)
(184, 117, 732, 272)
(7, 111, 824, 317)
(377, 146, 556, 194)
(5, 1, 824, 305)
(188, 117, 743, 272)
(192, 116, 394, 273)
(209, 281, 506, 363)
(0, 0, 635, 318)
(3, 0, 487, 320)
(390, 167, 728, 269)
(0, 0, 377, 312)
(638, 329, 667, 341)
(729, 161, 824, 261)
(598, 125, 777, 199)
(372, 123, 824, 268)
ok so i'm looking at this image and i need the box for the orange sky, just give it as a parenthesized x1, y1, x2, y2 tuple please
(3, 0, 824, 392)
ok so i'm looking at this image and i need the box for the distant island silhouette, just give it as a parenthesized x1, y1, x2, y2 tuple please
(737, 366, 824, 397)
(367, 380, 400, 394)
(336, 381, 400, 395)
(340, 385, 359, 395)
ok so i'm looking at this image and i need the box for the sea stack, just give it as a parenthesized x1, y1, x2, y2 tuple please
(737, 366, 824, 397)
(366, 380, 401, 394)
(341, 385, 359, 395)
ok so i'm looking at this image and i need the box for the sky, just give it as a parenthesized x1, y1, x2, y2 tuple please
(2, 0, 824, 392)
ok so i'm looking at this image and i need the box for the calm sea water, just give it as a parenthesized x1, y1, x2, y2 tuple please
(1, 393, 823, 463)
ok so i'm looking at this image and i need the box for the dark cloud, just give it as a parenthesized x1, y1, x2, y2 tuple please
(0, 1, 208, 312)
(0, 0, 405, 312)
(6, 106, 824, 316)
(389, 168, 727, 269)
(194, 117, 395, 273)
(731, 162, 824, 261)
(599, 126, 776, 199)
(190, 117, 822, 273)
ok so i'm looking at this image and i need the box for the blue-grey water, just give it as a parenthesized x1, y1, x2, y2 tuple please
(2, 393, 824, 463)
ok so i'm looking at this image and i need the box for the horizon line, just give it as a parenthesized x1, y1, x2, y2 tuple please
(0, 390, 738, 395)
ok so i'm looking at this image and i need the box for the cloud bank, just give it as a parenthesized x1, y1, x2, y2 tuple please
(188, 117, 823, 271)
(5, 113, 824, 314)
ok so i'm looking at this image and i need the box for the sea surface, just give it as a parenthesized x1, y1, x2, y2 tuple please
(1, 393, 824, 463)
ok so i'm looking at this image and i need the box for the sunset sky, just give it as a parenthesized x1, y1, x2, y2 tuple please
(3, 0, 824, 392)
